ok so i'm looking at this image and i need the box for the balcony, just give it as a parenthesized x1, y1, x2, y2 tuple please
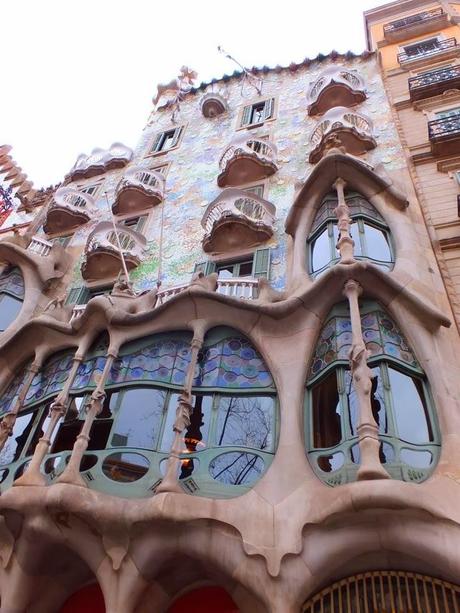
(428, 113, 460, 156)
(217, 135, 278, 187)
(384, 8, 448, 43)
(81, 221, 146, 281)
(307, 67, 366, 115)
(398, 38, 458, 66)
(43, 187, 95, 234)
(113, 167, 165, 215)
(200, 92, 228, 118)
(201, 188, 275, 253)
(309, 107, 376, 164)
(67, 143, 132, 182)
(27, 236, 54, 257)
(156, 277, 260, 305)
(409, 65, 460, 102)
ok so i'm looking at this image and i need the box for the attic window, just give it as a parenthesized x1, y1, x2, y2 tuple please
(240, 98, 275, 128)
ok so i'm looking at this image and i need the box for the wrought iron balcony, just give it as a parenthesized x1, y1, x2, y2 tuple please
(307, 67, 366, 115)
(309, 106, 376, 164)
(218, 135, 278, 187)
(408, 65, 460, 102)
(81, 221, 146, 281)
(201, 188, 275, 253)
(398, 38, 458, 65)
(44, 187, 95, 234)
(428, 113, 460, 156)
(113, 166, 165, 214)
(384, 8, 448, 43)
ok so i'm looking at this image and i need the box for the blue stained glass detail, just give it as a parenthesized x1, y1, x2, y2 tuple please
(196, 337, 274, 390)
(0, 368, 26, 414)
(309, 308, 419, 379)
(25, 352, 75, 406)
(0, 268, 24, 299)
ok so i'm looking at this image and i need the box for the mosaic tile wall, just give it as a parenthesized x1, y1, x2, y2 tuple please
(38, 56, 406, 294)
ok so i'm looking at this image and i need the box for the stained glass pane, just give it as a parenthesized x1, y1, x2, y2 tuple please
(196, 337, 274, 390)
(0, 368, 26, 414)
(26, 352, 74, 406)
(0, 295, 22, 331)
(0, 268, 24, 298)
(106, 337, 191, 388)
(71, 356, 106, 391)
(310, 308, 419, 379)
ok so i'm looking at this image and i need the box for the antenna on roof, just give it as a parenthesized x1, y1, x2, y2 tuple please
(218, 46, 263, 96)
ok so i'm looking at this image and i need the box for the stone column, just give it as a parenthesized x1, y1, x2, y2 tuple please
(0, 361, 41, 453)
(157, 322, 206, 494)
(14, 353, 84, 486)
(333, 178, 355, 264)
(56, 349, 117, 487)
(343, 279, 389, 481)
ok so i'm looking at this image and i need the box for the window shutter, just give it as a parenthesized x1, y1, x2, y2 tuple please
(135, 216, 147, 233)
(252, 248, 271, 279)
(241, 104, 252, 127)
(170, 127, 182, 148)
(264, 98, 275, 121)
(151, 131, 163, 153)
(193, 261, 216, 276)
(66, 286, 90, 305)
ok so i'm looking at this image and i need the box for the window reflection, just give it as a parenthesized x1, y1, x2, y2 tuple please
(209, 451, 265, 485)
(312, 370, 341, 448)
(111, 388, 166, 449)
(215, 396, 274, 452)
(0, 294, 22, 332)
(388, 367, 432, 443)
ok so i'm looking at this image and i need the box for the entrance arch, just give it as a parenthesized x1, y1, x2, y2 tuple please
(168, 586, 239, 613)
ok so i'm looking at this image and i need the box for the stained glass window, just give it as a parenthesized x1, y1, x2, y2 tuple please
(25, 352, 74, 406)
(106, 336, 192, 388)
(0, 367, 28, 414)
(195, 336, 274, 390)
(0, 267, 24, 299)
(309, 307, 418, 379)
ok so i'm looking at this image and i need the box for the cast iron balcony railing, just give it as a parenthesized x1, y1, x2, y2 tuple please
(307, 67, 366, 115)
(156, 277, 260, 305)
(218, 135, 278, 187)
(81, 221, 146, 281)
(201, 188, 275, 253)
(398, 38, 458, 65)
(409, 65, 460, 101)
(428, 113, 460, 156)
(27, 236, 53, 257)
(44, 187, 95, 234)
(384, 8, 448, 42)
(309, 107, 376, 163)
(113, 166, 165, 214)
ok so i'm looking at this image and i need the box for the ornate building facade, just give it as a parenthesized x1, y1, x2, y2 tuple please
(0, 1, 460, 611)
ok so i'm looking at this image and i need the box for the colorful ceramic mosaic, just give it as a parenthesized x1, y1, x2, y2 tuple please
(196, 337, 275, 390)
(309, 308, 418, 378)
(25, 352, 74, 406)
(0, 267, 24, 299)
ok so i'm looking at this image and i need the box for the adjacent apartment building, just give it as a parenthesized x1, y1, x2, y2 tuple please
(0, 0, 459, 611)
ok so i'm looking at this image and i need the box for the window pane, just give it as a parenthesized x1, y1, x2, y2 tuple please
(350, 222, 362, 256)
(238, 261, 253, 277)
(345, 370, 359, 436)
(209, 451, 265, 485)
(0, 294, 22, 331)
(215, 396, 274, 452)
(160, 394, 212, 453)
(363, 224, 391, 262)
(312, 371, 342, 448)
(311, 228, 331, 272)
(0, 412, 37, 465)
(370, 366, 387, 434)
(111, 388, 166, 449)
(388, 367, 432, 443)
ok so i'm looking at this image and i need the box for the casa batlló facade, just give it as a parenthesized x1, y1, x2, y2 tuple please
(0, 0, 459, 611)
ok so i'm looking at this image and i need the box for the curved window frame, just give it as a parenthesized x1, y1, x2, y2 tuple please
(0, 267, 25, 332)
(307, 192, 395, 277)
(305, 302, 440, 487)
(0, 329, 278, 498)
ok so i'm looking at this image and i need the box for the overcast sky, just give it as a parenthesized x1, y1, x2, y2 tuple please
(1, 0, 379, 188)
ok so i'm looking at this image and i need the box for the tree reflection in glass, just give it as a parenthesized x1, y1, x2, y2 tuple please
(215, 396, 274, 451)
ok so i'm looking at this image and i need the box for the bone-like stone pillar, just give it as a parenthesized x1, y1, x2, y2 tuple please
(157, 322, 206, 494)
(0, 361, 41, 453)
(343, 279, 389, 481)
(333, 177, 355, 264)
(14, 353, 84, 486)
(56, 350, 117, 487)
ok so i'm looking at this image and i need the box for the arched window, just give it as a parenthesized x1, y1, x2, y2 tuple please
(306, 301, 439, 486)
(308, 192, 393, 276)
(0, 266, 24, 331)
(0, 329, 277, 498)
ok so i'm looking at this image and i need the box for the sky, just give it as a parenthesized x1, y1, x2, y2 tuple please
(1, 0, 379, 188)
